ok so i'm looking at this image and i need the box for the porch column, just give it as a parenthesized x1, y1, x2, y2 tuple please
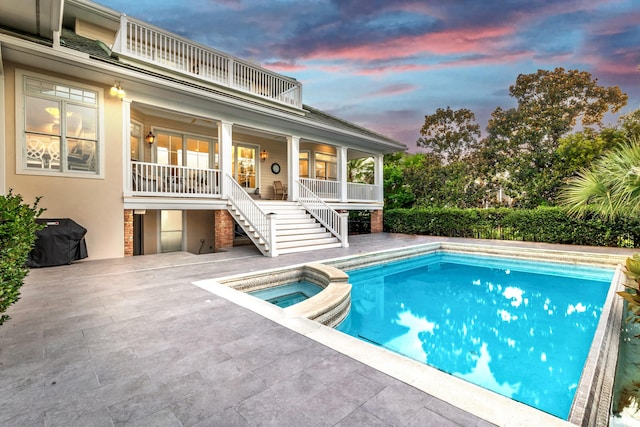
(287, 135, 299, 201)
(121, 98, 132, 195)
(219, 121, 233, 198)
(370, 210, 383, 233)
(374, 154, 384, 203)
(214, 210, 234, 250)
(124, 209, 134, 256)
(338, 146, 348, 202)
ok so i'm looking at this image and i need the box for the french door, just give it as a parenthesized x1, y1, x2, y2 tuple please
(232, 143, 258, 191)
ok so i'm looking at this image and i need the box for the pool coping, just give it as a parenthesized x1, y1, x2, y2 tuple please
(193, 242, 627, 427)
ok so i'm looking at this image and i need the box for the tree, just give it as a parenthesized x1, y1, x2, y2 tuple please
(487, 67, 628, 207)
(559, 139, 640, 219)
(384, 153, 416, 209)
(560, 138, 640, 331)
(347, 157, 374, 184)
(417, 106, 481, 163)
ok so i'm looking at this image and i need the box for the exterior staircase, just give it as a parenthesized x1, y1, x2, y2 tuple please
(253, 201, 342, 255)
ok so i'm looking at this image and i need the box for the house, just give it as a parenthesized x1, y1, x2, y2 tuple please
(0, 0, 406, 259)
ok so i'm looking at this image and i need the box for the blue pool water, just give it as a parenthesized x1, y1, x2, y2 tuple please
(336, 252, 614, 419)
(249, 281, 322, 308)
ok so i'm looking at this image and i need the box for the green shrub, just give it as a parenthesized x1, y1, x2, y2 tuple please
(0, 190, 44, 325)
(384, 207, 640, 248)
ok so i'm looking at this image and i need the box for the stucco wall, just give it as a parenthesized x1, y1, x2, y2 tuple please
(186, 210, 214, 254)
(4, 63, 125, 260)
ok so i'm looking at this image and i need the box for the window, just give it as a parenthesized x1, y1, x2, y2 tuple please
(130, 121, 143, 161)
(155, 130, 215, 168)
(299, 151, 309, 178)
(18, 71, 102, 176)
(315, 152, 337, 180)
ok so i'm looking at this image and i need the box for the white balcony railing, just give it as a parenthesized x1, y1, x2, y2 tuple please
(347, 182, 380, 202)
(113, 16, 302, 109)
(300, 178, 380, 202)
(300, 178, 339, 200)
(131, 161, 220, 197)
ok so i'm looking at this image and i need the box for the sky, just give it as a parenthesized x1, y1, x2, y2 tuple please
(94, 0, 640, 151)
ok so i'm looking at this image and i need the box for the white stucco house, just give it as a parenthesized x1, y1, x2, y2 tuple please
(0, 0, 405, 259)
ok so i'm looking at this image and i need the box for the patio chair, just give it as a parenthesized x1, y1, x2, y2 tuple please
(273, 180, 288, 200)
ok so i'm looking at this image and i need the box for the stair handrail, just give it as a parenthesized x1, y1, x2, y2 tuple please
(225, 175, 277, 256)
(296, 180, 349, 248)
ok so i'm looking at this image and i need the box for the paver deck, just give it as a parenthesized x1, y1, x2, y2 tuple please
(1, 233, 634, 426)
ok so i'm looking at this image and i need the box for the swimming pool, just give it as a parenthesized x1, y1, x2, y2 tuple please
(194, 242, 625, 426)
(336, 251, 614, 419)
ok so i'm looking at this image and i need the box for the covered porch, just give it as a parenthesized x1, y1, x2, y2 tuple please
(122, 104, 384, 207)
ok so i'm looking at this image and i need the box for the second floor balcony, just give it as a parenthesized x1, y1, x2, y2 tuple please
(112, 16, 302, 109)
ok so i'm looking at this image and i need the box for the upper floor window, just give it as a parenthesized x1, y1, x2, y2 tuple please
(17, 70, 103, 177)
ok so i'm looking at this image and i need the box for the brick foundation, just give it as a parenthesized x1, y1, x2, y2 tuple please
(124, 209, 134, 256)
(370, 210, 383, 233)
(214, 210, 235, 251)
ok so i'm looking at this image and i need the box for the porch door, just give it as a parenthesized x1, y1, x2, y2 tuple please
(232, 143, 258, 191)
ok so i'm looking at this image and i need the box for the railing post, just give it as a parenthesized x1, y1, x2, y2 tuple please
(339, 212, 349, 248)
(228, 58, 234, 87)
(268, 212, 278, 257)
(113, 15, 128, 53)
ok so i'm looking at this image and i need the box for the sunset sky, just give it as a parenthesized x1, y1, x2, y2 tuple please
(95, 0, 640, 150)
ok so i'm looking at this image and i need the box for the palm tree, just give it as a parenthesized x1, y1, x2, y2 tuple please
(559, 138, 640, 219)
(560, 138, 640, 326)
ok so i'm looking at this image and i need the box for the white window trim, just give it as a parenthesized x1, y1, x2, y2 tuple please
(15, 69, 105, 179)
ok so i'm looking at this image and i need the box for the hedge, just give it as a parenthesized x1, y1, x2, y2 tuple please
(384, 207, 640, 248)
(0, 191, 44, 325)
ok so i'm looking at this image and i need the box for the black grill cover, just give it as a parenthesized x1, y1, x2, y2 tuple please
(26, 218, 88, 267)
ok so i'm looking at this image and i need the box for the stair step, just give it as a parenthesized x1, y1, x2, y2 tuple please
(277, 237, 339, 249)
(276, 227, 326, 236)
(271, 213, 310, 220)
(277, 232, 332, 242)
(277, 222, 324, 231)
(276, 218, 318, 225)
(277, 242, 343, 255)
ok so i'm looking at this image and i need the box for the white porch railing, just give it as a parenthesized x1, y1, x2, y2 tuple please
(131, 161, 220, 197)
(113, 16, 302, 109)
(297, 180, 348, 247)
(347, 182, 380, 202)
(225, 175, 277, 257)
(300, 178, 380, 203)
(300, 178, 339, 200)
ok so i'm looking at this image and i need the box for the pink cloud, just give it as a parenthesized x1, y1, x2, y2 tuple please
(264, 61, 308, 73)
(303, 25, 517, 63)
(352, 51, 533, 76)
(363, 83, 419, 99)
